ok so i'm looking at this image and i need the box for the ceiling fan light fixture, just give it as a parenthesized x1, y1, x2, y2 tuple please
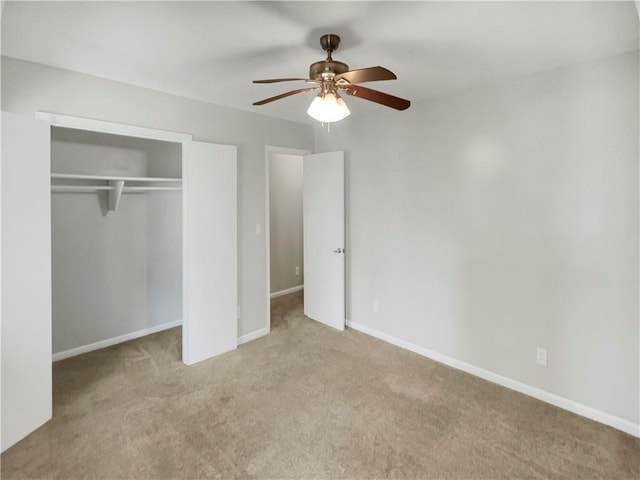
(307, 91, 350, 123)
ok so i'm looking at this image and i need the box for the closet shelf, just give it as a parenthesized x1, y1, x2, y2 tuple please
(51, 172, 182, 212)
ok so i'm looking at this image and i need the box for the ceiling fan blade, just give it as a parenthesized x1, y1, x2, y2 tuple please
(342, 85, 410, 111)
(253, 87, 318, 106)
(253, 78, 309, 84)
(335, 66, 397, 84)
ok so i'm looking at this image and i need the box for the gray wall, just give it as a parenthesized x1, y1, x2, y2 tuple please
(269, 153, 303, 294)
(50, 128, 182, 353)
(2, 56, 314, 338)
(315, 52, 639, 425)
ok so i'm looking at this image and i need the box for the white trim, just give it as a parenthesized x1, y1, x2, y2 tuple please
(264, 146, 311, 336)
(270, 285, 304, 299)
(35, 111, 193, 143)
(346, 319, 640, 438)
(52, 320, 182, 362)
(238, 327, 270, 345)
(265, 146, 312, 156)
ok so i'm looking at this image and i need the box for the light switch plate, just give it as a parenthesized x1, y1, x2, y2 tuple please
(536, 347, 547, 367)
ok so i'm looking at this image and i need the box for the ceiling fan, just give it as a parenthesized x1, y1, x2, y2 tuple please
(252, 34, 411, 123)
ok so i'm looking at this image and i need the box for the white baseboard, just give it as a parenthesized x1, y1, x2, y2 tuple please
(53, 320, 272, 361)
(52, 320, 183, 362)
(238, 326, 270, 345)
(346, 320, 640, 438)
(270, 285, 304, 299)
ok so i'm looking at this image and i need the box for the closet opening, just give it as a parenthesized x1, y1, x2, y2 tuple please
(50, 127, 183, 363)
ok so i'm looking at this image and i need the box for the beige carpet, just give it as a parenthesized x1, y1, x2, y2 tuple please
(2, 291, 639, 479)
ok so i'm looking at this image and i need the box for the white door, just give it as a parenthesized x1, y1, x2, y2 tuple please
(303, 151, 345, 330)
(1, 112, 52, 452)
(182, 141, 238, 365)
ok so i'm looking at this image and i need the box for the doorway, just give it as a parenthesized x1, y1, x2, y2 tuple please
(265, 146, 309, 332)
(265, 147, 346, 333)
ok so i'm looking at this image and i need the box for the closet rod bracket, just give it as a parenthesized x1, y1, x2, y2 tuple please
(108, 180, 125, 212)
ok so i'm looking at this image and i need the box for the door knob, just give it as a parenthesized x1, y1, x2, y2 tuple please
(333, 248, 343, 254)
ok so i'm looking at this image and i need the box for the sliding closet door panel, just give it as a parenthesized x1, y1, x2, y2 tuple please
(182, 141, 237, 365)
(1, 112, 52, 451)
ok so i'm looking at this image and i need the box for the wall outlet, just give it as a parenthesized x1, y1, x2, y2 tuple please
(373, 300, 379, 313)
(295, 265, 300, 276)
(255, 223, 261, 235)
(536, 347, 547, 367)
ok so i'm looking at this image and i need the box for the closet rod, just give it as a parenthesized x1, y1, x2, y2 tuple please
(51, 186, 112, 192)
(51, 186, 182, 192)
(124, 186, 182, 191)
(51, 173, 182, 183)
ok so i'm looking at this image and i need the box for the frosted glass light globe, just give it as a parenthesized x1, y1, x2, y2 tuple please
(307, 92, 350, 123)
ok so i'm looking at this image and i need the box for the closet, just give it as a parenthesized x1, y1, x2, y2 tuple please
(2, 111, 237, 451)
(50, 127, 183, 359)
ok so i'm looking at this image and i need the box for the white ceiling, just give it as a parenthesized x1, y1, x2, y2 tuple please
(1, 1, 638, 124)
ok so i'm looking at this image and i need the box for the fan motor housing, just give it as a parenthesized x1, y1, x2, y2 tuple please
(309, 60, 350, 80)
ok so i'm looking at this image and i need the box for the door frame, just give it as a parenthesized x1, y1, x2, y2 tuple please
(35, 111, 193, 143)
(264, 146, 310, 333)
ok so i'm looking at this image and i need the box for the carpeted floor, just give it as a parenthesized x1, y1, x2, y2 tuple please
(2, 291, 639, 479)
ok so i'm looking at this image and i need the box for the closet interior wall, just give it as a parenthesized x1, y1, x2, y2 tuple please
(51, 127, 182, 356)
